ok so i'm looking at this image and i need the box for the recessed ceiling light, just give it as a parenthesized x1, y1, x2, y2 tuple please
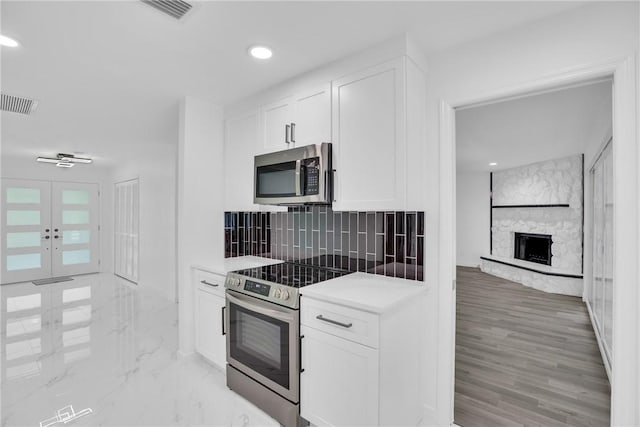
(249, 45, 273, 60)
(0, 35, 19, 48)
(489, 162, 498, 166)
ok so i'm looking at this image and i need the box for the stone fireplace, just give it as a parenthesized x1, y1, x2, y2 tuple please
(480, 155, 584, 296)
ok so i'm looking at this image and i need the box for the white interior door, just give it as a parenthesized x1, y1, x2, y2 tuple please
(1, 179, 53, 284)
(50, 182, 100, 277)
(114, 179, 139, 283)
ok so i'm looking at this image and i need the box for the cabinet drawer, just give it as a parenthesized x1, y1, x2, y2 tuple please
(301, 297, 379, 348)
(194, 269, 226, 297)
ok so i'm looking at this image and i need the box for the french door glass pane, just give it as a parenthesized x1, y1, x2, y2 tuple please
(63, 326, 91, 347)
(63, 305, 91, 325)
(7, 188, 40, 204)
(64, 348, 91, 364)
(7, 210, 41, 226)
(7, 361, 41, 380)
(62, 249, 91, 265)
(7, 253, 41, 271)
(62, 230, 90, 245)
(6, 294, 41, 312)
(62, 210, 89, 225)
(62, 190, 90, 205)
(62, 286, 91, 303)
(7, 232, 41, 248)
(6, 314, 41, 337)
(6, 338, 41, 361)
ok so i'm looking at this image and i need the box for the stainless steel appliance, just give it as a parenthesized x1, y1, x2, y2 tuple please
(224, 262, 353, 426)
(254, 143, 332, 205)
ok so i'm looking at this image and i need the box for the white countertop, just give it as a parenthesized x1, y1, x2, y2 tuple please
(300, 272, 428, 314)
(192, 256, 283, 276)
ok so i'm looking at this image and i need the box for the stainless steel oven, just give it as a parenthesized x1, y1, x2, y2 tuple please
(224, 262, 353, 427)
(254, 142, 332, 205)
(225, 289, 300, 426)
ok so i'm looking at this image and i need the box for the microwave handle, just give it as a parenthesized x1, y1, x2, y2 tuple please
(295, 160, 305, 196)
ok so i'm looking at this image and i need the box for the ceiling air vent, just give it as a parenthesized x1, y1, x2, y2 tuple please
(140, 0, 193, 20)
(1, 93, 38, 115)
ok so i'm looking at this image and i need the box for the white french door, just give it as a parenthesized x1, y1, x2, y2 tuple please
(1, 179, 100, 284)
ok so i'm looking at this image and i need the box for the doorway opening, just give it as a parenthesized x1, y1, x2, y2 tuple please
(454, 80, 612, 425)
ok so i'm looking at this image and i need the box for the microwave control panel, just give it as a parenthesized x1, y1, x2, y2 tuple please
(303, 158, 320, 195)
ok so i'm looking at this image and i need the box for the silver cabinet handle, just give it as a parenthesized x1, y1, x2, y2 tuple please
(285, 124, 291, 144)
(316, 314, 352, 328)
(200, 280, 219, 287)
(290, 122, 296, 143)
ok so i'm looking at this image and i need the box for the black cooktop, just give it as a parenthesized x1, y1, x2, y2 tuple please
(232, 261, 354, 288)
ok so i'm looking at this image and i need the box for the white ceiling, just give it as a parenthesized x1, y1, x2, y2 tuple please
(1, 1, 590, 164)
(456, 80, 612, 173)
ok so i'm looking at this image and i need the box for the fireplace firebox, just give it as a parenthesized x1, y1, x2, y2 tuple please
(514, 232, 552, 266)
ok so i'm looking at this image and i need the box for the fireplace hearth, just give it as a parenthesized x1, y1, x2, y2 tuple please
(514, 232, 552, 266)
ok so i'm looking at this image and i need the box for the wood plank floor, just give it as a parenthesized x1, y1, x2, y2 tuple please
(454, 267, 610, 427)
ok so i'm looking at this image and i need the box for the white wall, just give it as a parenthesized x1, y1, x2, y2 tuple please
(177, 97, 224, 355)
(0, 154, 114, 274)
(111, 141, 177, 302)
(423, 2, 639, 425)
(455, 171, 489, 267)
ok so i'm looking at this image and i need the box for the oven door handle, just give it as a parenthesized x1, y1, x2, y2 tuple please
(221, 306, 226, 335)
(225, 291, 296, 323)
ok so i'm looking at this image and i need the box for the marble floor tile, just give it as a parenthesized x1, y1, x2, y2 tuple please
(1, 274, 279, 427)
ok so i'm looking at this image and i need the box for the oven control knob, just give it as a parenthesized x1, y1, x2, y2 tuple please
(282, 290, 290, 300)
(274, 288, 281, 298)
(233, 278, 240, 287)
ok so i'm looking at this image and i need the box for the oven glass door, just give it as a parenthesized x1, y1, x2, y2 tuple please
(226, 291, 299, 401)
(255, 161, 298, 198)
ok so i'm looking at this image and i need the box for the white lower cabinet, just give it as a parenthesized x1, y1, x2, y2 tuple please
(194, 268, 226, 369)
(301, 324, 379, 426)
(300, 295, 421, 426)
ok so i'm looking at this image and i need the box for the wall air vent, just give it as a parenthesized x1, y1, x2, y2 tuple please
(140, 0, 193, 20)
(1, 93, 38, 115)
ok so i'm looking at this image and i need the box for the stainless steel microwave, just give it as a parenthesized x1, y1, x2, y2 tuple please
(254, 143, 332, 205)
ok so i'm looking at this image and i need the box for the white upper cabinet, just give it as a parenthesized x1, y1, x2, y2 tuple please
(224, 36, 427, 211)
(262, 96, 295, 152)
(224, 109, 260, 211)
(261, 83, 331, 152)
(332, 57, 411, 211)
(291, 83, 331, 147)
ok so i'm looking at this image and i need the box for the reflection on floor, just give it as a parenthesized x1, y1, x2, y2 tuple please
(455, 267, 610, 427)
(1, 273, 278, 427)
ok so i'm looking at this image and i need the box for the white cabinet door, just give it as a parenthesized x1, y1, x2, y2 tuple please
(331, 58, 406, 211)
(292, 83, 331, 147)
(224, 110, 260, 211)
(195, 286, 226, 368)
(301, 325, 379, 427)
(262, 96, 294, 152)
